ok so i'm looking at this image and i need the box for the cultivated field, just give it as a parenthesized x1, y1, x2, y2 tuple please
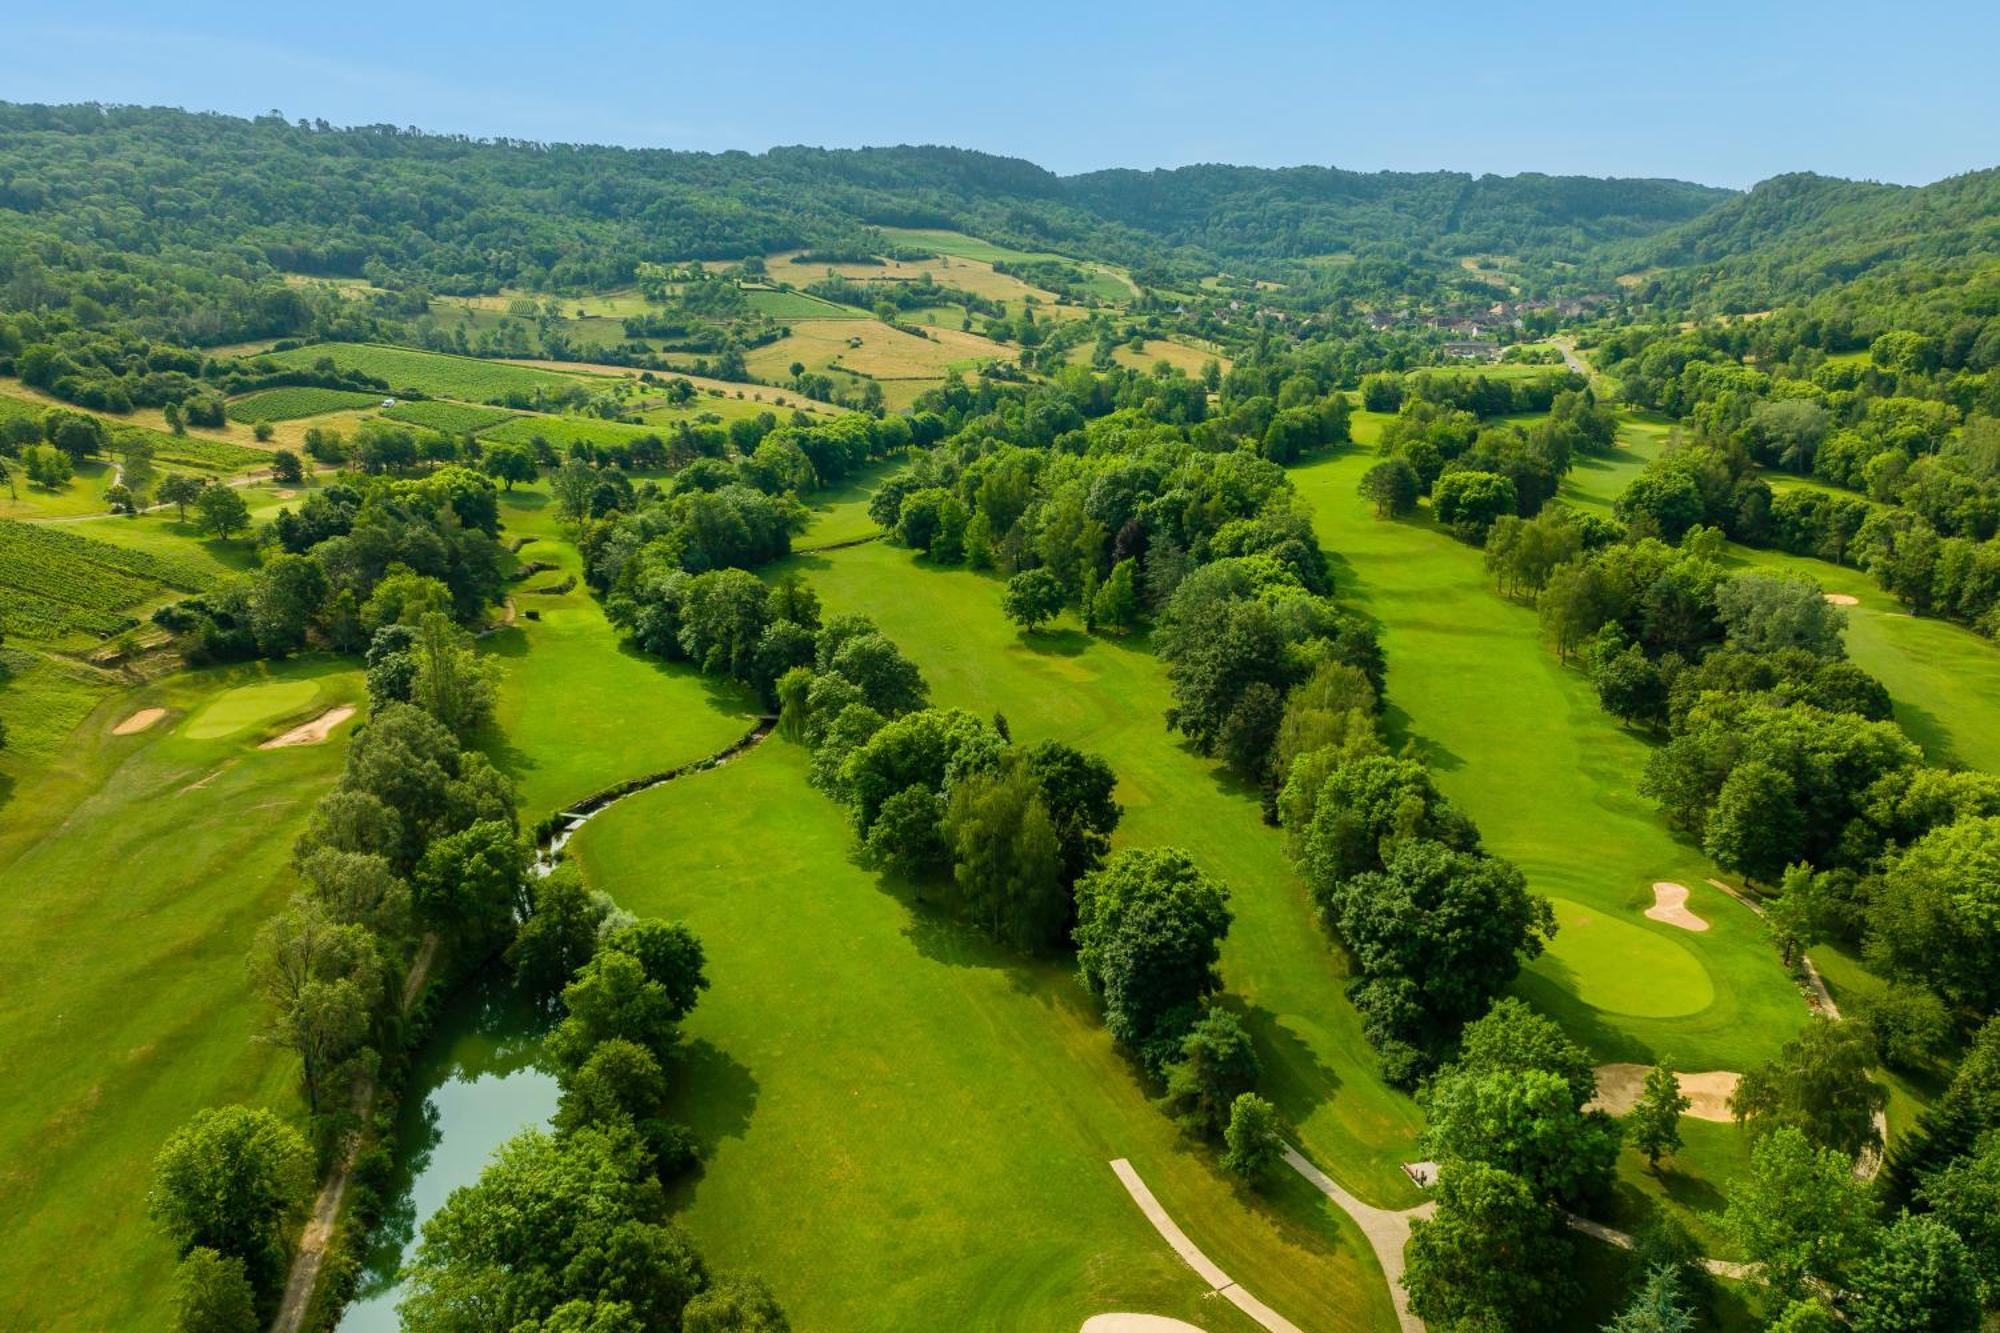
(259, 343, 596, 402)
(225, 386, 384, 423)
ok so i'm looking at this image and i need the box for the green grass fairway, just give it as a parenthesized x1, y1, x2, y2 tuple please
(483, 488, 758, 821)
(183, 677, 323, 740)
(0, 656, 361, 1330)
(1530, 898, 1715, 1019)
(786, 537, 1426, 1207)
(1288, 449, 1804, 1075)
(569, 741, 1387, 1333)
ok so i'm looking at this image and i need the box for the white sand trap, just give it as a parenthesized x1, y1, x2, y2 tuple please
(1824, 592, 1859, 606)
(112, 707, 167, 736)
(1646, 881, 1709, 931)
(1590, 1064, 1740, 1121)
(1083, 1318, 1207, 1333)
(259, 705, 356, 749)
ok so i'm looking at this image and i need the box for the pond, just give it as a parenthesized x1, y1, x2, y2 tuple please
(337, 979, 559, 1330)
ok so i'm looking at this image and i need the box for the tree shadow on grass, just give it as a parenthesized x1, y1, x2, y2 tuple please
(1891, 698, 1960, 767)
(1225, 999, 1344, 1128)
(670, 1037, 760, 1149)
(1381, 699, 1465, 772)
(1019, 626, 1091, 657)
(1509, 965, 1654, 1066)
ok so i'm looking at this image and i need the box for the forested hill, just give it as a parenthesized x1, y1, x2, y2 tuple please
(1619, 167, 2000, 311)
(0, 102, 1726, 305)
(1061, 164, 1732, 258)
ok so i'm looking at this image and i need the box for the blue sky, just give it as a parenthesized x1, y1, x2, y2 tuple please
(10, 1, 1997, 188)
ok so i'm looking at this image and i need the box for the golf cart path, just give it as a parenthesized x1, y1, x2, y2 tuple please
(1109, 1158, 1303, 1333)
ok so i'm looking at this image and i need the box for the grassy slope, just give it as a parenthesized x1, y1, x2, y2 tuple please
(0, 657, 361, 1329)
(483, 486, 758, 823)
(572, 742, 1381, 1332)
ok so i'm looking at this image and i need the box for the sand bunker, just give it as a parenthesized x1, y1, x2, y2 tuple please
(1646, 881, 1709, 932)
(1590, 1063, 1740, 1121)
(1082, 1319, 1207, 1333)
(259, 705, 356, 749)
(112, 707, 166, 736)
(1823, 592, 1859, 606)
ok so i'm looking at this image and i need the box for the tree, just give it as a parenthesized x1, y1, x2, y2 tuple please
(1421, 1066, 1622, 1205)
(1453, 998, 1598, 1108)
(863, 784, 951, 880)
(1716, 573, 1846, 660)
(683, 1276, 791, 1332)
(1074, 848, 1232, 1066)
(1221, 1093, 1283, 1181)
(1022, 739, 1121, 886)
(483, 439, 538, 489)
(603, 919, 711, 1023)
(1605, 1262, 1696, 1333)
(1358, 458, 1419, 518)
(1703, 758, 1804, 884)
(1002, 568, 1066, 633)
(400, 1126, 707, 1332)
(1403, 1161, 1577, 1329)
(551, 458, 598, 526)
(1332, 838, 1554, 1081)
(251, 896, 384, 1115)
(1432, 469, 1518, 542)
(411, 611, 499, 738)
(944, 755, 1067, 952)
(507, 865, 610, 1002)
(160, 473, 207, 520)
(22, 442, 72, 489)
(1914, 1132, 2000, 1301)
(248, 552, 327, 657)
(173, 1248, 258, 1333)
(413, 817, 525, 943)
(269, 449, 304, 484)
(1629, 1063, 1691, 1171)
(1594, 645, 1668, 731)
(1846, 1213, 1981, 1333)
(1868, 815, 2000, 1012)
(553, 1038, 668, 1136)
(195, 482, 251, 540)
(1091, 557, 1141, 632)
(1721, 1127, 1877, 1307)
(1730, 1018, 1887, 1160)
(149, 1106, 312, 1299)
(1158, 1009, 1261, 1138)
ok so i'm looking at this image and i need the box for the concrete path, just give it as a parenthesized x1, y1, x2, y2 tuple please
(1108, 1159, 1303, 1333)
(1282, 1147, 1430, 1333)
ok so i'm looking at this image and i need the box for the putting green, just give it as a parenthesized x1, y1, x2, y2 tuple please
(1524, 897, 1715, 1019)
(182, 679, 321, 741)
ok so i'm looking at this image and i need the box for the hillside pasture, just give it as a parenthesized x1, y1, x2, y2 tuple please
(742, 287, 865, 320)
(878, 227, 1136, 302)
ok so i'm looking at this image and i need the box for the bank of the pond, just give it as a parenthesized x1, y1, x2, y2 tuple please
(337, 982, 558, 1330)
